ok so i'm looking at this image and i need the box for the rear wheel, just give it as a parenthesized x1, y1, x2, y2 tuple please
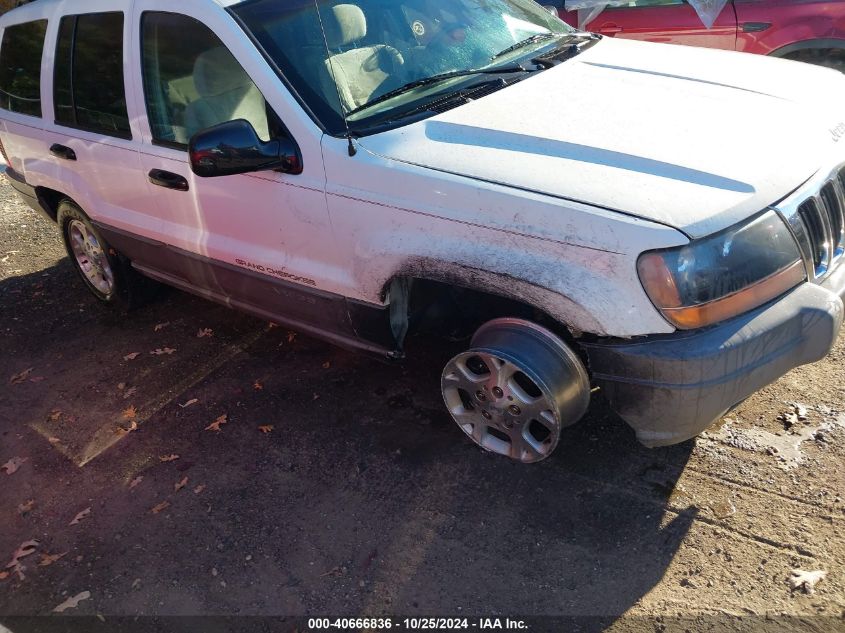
(57, 200, 151, 308)
(441, 318, 590, 463)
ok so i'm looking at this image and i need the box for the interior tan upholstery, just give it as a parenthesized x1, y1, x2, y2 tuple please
(322, 4, 404, 113)
(184, 47, 270, 141)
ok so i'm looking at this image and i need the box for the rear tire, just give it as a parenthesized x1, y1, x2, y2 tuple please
(57, 200, 152, 309)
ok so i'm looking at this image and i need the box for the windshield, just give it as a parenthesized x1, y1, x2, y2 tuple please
(231, 0, 573, 134)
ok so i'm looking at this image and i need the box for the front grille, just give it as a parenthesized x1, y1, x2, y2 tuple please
(789, 166, 845, 278)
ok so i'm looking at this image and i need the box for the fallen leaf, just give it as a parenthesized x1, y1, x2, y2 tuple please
(151, 501, 170, 514)
(123, 387, 137, 400)
(53, 591, 91, 612)
(5, 540, 38, 570)
(38, 552, 67, 567)
(123, 352, 141, 361)
(154, 322, 170, 332)
(2, 457, 28, 475)
(150, 348, 176, 356)
(193, 485, 206, 494)
(322, 361, 331, 369)
(115, 420, 138, 435)
(205, 414, 228, 432)
(0, 571, 8, 580)
(253, 380, 263, 391)
(18, 500, 34, 514)
(48, 437, 61, 445)
(312, 393, 320, 401)
(48, 409, 62, 422)
(268, 322, 279, 328)
(258, 425, 274, 434)
(790, 569, 827, 594)
(128, 476, 143, 489)
(131, 578, 141, 589)
(197, 328, 213, 338)
(159, 454, 180, 462)
(69, 507, 91, 526)
(10, 368, 33, 384)
(122, 405, 138, 420)
(178, 398, 198, 409)
(29, 376, 45, 383)
(287, 331, 297, 343)
(174, 476, 188, 492)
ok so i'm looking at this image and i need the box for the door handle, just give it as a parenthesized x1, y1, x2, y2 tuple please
(148, 169, 189, 192)
(50, 144, 77, 161)
(596, 23, 623, 35)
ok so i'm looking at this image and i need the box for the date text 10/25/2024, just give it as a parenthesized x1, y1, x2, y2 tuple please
(307, 618, 529, 630)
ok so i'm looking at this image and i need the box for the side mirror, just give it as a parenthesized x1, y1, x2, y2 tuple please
(189, 119, 302, 178)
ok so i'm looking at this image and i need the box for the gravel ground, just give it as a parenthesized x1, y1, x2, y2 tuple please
(0, 173, 844, 632)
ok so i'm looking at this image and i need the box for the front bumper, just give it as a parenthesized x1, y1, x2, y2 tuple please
(582, 281, 843, 447)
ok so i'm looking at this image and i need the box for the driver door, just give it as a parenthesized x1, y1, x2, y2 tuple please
(128, 1, 348, 328)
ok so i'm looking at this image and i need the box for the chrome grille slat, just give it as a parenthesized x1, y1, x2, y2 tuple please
(775, 161, 845, 282)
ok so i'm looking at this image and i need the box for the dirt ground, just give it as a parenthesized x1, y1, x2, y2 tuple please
(0, 172, 844, 633)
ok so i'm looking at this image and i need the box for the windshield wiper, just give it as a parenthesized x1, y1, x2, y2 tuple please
(491, 32, 560, 61)
(345, 64, 532, 117)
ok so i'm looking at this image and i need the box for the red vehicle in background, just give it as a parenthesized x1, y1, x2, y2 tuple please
(548, 0, 845, 71)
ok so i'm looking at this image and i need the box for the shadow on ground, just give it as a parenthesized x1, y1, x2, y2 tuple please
(0, 258, 698, 630)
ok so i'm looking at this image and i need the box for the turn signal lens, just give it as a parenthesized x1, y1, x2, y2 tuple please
(638, 211, 806, 329)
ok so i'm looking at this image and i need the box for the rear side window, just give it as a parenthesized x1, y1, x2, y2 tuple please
(54, 12, 131, 138)
(0, 20, 48, 117)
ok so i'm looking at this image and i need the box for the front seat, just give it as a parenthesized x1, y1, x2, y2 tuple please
(184, 46, 270, 141)
(322, 4, 404, 113)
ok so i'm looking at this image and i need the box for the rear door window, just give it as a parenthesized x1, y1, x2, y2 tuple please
(0, 20, 48, 117)
(54, 12, 131, 138)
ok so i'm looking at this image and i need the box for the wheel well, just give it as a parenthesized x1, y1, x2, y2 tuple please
(394, 276, 577, 346)
(33, 187, 69, 223)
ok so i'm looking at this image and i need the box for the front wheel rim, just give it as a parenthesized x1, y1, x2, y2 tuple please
(68, 219, 115, 296)
(442, 349, 562, 462)
(442, 319, 590, 463)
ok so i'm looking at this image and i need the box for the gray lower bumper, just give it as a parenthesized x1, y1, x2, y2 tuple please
(582, 282, 843, 447)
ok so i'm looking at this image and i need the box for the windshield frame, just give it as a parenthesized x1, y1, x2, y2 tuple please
(228, 0, 578, 137)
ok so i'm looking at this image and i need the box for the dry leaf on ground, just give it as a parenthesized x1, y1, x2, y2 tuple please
(150, 348, 176, 356)
(5, 540, 38, 570)
(253, 380, 263, 391)
(123, 352, 141, 361)
(174, 476, 188, 492)
(197, 328, 213, 338)
(178, 398, 199, 408)
(205, 414, 228, 432)
(48, 437, 61, 445)
(69, 507, 91, 526)
(48, 409, 62, 421)
(159, 454, 179, 462)
(2, 457, 28, 475)
(38, 552, 67, 567)
(258, 425, 274, 434)
(322, 361, 331, 369)
(122, 405, 138, 420)
(10, 368, 33, 384)
(128, 476, 143, 489)
(53, 591, 91, 612)
(18, 500, 35, 514)
(0, 571, 8, 580)
(789, 569, 827, 594)
(151, 501, 170, 514)
(154, 322, 170, 332)
(123, 387, 137, 400)
(116, 420, 138, 435)
(193, 485, 206, 494)
(29, 376, 45, 383)
(287, 331, 297, 343)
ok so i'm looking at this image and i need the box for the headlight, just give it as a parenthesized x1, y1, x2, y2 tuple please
(637, 210, 806, 329)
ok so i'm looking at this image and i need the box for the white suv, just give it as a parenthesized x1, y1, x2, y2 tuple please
(2, 0, 844, 463)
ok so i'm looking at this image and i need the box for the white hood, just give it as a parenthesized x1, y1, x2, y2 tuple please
(358, 38, 845, 238)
